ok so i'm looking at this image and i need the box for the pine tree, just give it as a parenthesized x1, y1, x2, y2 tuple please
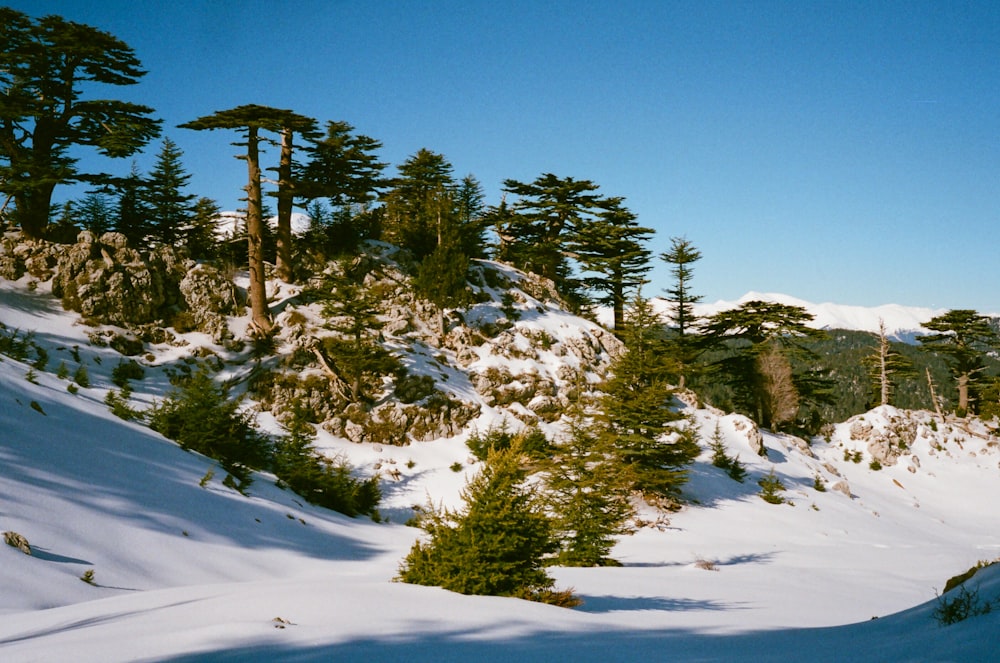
(701, 300, 827, 429)
(865, 318, 915, 407)
(0, 8, 161, 239)
(143, 137, 197, 247)
(571, 197, 653, 331)
(661, 237, 703, 389)
(918, 309, 999, 415)
(454, 174, 489, 259)
(181, 105, 307, 335)
(398, 443, 560, 602)
(500, 173, 605, 298)
(382, 149, 456, 259)
(187, 197, 222, 261)
(268, 113, 318, 282)
(546, 408, 633, 566)
(75, 191, 114, 235)
(113, 162, 149, 246)
(413, 201, 471, 339)
(599, 293, 698, 500)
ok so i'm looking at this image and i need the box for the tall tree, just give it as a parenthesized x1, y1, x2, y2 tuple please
(75, 190, 113, 234)
(599, 293, 697, 500)
(269, 113, 318, 282)
(180, 105, 306, 335)
(918, 309, 998, 415)
(500, 173, 604, 292)
(661, 237, 704, 389)
(454, 174, 489, 259)
(0, 8, 161, 239)
(187, 197, 222, 261)
(143, 137, 197, 247)
(413, 200, 471, 340)
(701, 300, 827, 429)
(113, 162, 148, 246)
(571, 197, 653, 331)
(382, 149, 456, 259)
(546, 405, 634, 566)
(296, 120, 386, 210)
(866, 319, 915, 408)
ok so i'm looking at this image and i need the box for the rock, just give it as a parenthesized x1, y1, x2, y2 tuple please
(831, 481, 852, 497)
(3, 530, 31, 555)
(179, 263, 239, 342)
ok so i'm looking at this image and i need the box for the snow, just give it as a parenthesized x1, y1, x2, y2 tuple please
(643, 291, 952, 342)
(2, 275, 1000, 661)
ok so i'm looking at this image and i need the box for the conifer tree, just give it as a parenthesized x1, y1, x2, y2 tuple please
(413, 207, 471, 340)
(398, 443, 560, 602)
(865, 318, 915, 407)
(187, 197, 222, 261)
(918, 309, 999, 415)
(500, 173, 604, 296)
(661, 237, 703, 388)
(383, 149, 456, 259)
(454, 174, 489, 258)
(181, 105, 305, 335)
(546, 406, 633, 566)
(113, 163, 149, 247)
(143, 137, 197, 247)
(571, 197, 653, 331)
(75, 191, 113, 235)
(599, 293, 698, 500)
(269, 113, 318, 282)
(0, 8, 161, 239)
(701, 300, 827, 429)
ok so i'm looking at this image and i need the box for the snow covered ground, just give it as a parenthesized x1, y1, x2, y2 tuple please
(2, 275, 999, 662)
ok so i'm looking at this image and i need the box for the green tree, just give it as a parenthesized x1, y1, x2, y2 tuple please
(296, 120, 386, 210)
(661, 237, 704, 389)
(413, 204, 471, 340)
(918, 309, 999, 415)
(187, 197, 222, 261)
(701, 300, 827, 429)
(454, 174, 489, 259)
(865, 318, 915, 407)
(269, 113, 318, 282)
(0, 8, 161, 239)
(180, 105, 307, 335)
(500, 173, 604, 297)
(398, 443, 560, 602)
(113, 162, 148, 246)
(599, 293, 698, 500)
(382, 149, 456, 259)
(149, 367, 269, 487)
(546, 408, 633, 566)
(75, 191, 113, 234)
(571, 197, 653, 331)
(143, 137, 197, 247)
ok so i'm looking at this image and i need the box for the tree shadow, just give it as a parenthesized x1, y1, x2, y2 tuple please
(574, 594, 745, 613)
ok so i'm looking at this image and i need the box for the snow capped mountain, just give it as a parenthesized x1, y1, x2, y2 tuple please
(655, 291, 949, 342)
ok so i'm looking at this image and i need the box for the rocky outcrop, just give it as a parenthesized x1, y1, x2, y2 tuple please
(178, 264, 240, 342)
(3, 530, 31, 555)
(51, 231, 189, 327)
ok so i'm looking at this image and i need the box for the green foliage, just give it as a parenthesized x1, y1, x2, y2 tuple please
(398, 444, 562, 603)
(56, 361, 69, 379)
(111, 360, 145, 387)
(708, 422, 747, 482)
(545, 412, 634, 567)
(757, 469, 787, 504)
(599, 294, 697, 500)
(143, 137, 198, 247)
(73, 365, 91, 388)
(24, 368, 38, 384)
(467, 421, 552, 463)
(149, 367, 269, 486)
(80, 569, 96, 585)
(700, 300, 830, 430)
(0, 7, 161, 239)
(0, 325, 32, 361)
(105, 385, 144, 421)
(918, 310, 1000, 414)
(199, 468, 215, 487)
(933, 583, 996, 626)
(272, 409, 380, 518)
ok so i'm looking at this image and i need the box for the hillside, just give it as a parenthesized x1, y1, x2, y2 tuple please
(2, 250, 1000, 661)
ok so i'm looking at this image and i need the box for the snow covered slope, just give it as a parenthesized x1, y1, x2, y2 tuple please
(2, 275, 1000, 661)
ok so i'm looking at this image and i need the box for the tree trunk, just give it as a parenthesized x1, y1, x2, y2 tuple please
(275, 126, 294, 283)
(878, 319, 890, 407)
(957, 372, 969, 414)
(244, 126, 272, 336)
(14, 182, 56, 240)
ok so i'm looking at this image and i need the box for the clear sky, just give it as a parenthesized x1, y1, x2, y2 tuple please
(9, 1, 1000, 311)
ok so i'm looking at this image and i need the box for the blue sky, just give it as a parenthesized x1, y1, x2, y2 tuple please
(11, 1, 1000, 311)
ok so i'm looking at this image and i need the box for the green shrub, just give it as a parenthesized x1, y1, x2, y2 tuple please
(709, 422, 747, 482)
(757, 469, 786, 504)
(149, 367, 269, 486)
(111, 360, 145, 387)
(933, 584, 995, 626)
(272, 411, 380, 518)
(73, 364, 90, 388)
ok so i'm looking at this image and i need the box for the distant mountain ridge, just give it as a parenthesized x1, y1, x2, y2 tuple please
(653, 291, 948, 343)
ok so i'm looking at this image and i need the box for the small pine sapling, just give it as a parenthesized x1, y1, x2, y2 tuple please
(757, 468, 787, 505)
